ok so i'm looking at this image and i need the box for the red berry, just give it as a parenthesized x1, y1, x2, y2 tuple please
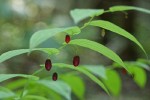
(73, 56, 80, 67)
(45, 59, 52, 71)
(65, 35, 70, 43)
(122, 69, 127, 75)
(52, 72, 58, 81)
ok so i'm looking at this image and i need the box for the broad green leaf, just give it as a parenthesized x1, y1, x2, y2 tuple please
(0, 48, 59, 63)
(61, 74, 85, 100)
(89, 20, 147, 57)
(84, 65, 107, 79)
(109, 5, 150, 14)
(69, 39, 127, 70)
(0, 74, 39, 83)
(102, 69, 121, 96)
(37, 80, 71, 100)
(30, 26, 80, 48)
(22, 95, 48, 100)
(128, 66, 146, 88)
(70, 9, 104, 23)
(52, 63, 109, 95)
(0, 86, 15, 99)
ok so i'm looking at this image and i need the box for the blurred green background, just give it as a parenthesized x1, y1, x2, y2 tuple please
(0, 0, 150, 100)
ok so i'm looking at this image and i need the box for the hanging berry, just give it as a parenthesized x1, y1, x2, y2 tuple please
(65, 35, 70, 43)
(52, 72, 58, 81)
(73, 56, 80, 67)
(45, 59, 52, 71)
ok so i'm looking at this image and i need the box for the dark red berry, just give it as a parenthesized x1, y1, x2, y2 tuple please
(73, 56, 80, 67)
(65, 35, 70, 43)
(121, 68, 127, 75)
(52, 72, 58, 81)
(45, 59, 52, 71)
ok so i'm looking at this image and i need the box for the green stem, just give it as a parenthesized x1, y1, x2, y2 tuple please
(80, 16, 94, 30)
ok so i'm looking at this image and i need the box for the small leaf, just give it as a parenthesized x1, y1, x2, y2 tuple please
(128, 66, 147, 88)
(70, 9, 104, 23)
(102, 69, 121, 96)
(61, 74, 85, 100)
(0, 86, 15, 99)
(38, 80, 71, 100)
(109, 5, 150, 14)
(52, 63, 109, 95)
(30, 26, 80, 48)
(89, 20, 147, 57)
(84, 65, 107, 79)
(0, 48, 59, 63)
(0, 74, 39, 83)
(69, 39, 127, 70)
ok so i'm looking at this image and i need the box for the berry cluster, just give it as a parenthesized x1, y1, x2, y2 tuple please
(45, 35, 80, 81)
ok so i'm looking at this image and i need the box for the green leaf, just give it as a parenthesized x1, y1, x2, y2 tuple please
(0, 86, 15, 99)
(89, 20, 147, 57)
(137, 58, 150, 66)
(22, 95, 48, 100)
(128, 66, 147, 88)
(61, 74, 85, 100)
(0, 48, 59, 63)
(37, 80, 71, 100)
(125, 61, 150, 71)
(30, 26, 80, 48)
(0, 74, 39, 83)
(70, 9, 104, 23)
(102, 69, 121, 96)
(112, 62, 147, 88)
(52, 63, 109, 95)
(69, 39, 127, 70)
(6, 79, 27, 90)
(84, 65, 107, 79)
(109, 5, 150, 14)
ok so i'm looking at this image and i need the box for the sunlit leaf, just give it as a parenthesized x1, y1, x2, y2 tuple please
(37, 80, 71, 100)
(68, 39, 127, 70)
(102, 69, 121, 96)
(61, 74, 85, 100)
(0, 48, 59, 63)
(0, 74, 39, 83)
(70, 9, 104, 23)
(0, 86, 15, 99)
(109, 5, 150, 14)
(89, 20, 147, 57)
(30, 26, 80, 48)
(128, 66, 147, 88)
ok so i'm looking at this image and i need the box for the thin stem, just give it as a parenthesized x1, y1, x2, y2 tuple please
(80, 16, 95, 30)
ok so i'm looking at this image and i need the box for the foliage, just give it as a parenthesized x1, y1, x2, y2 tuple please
(0, 5, 150, 100)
